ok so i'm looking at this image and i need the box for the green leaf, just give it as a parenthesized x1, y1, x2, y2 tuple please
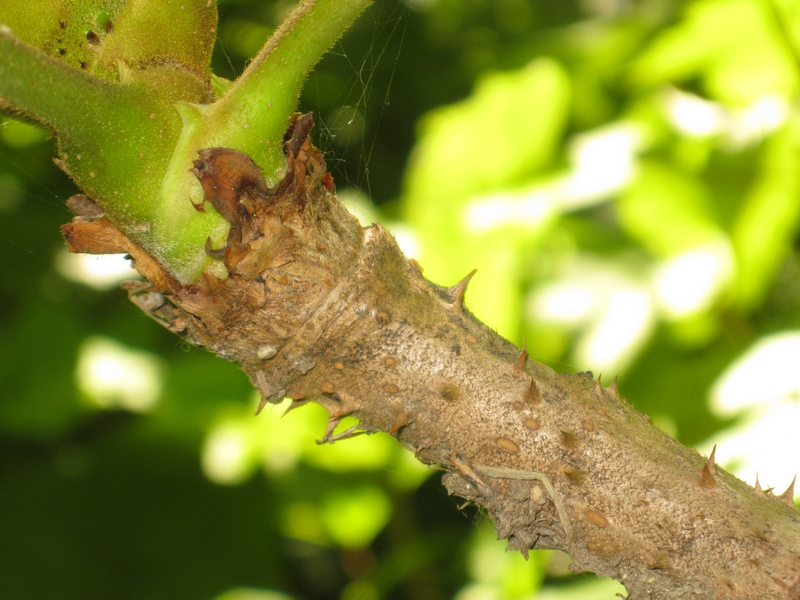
(731, 117, 800, 308)
(630, 0, 799, 105)
(402, 59, 571, 338)
(616, 161, 726, 256)
(320, 485, 391, 548)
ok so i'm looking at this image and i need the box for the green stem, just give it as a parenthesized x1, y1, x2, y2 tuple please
(203, 0, 374, 182)
(0, 27, 176, 237)
(152, 0, 374, 282)
(1, 0, 373, 284)
(0, 28, 136, 136)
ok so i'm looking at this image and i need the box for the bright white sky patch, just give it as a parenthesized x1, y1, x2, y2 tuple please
(202, 422, 255, 485)
(532, 283, 595, 327)
(528, 257, 655, 375)
(665, 88, 788, 147)
(386, 223, 421, 259)
(560, 122, 641, 208)
(706, 331, 800, 501)
(665, 88, 724, 137)
(76, 336, 162, 412)
(707, 403, 800, 501)
(339, 188, 376, 226)
(464, 189, 552, 232)
(576, 288, 653, 375)
(56, 249, 138, 290)
(652, 242, 733, 319)
(463, 122, 642, 233)
(727, 94, 788, 148)
(711, 332, 800, 416)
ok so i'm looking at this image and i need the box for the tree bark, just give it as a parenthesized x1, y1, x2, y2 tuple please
(62, 115, 800, 599)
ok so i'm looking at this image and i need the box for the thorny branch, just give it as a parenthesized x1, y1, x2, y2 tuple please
(62, 115, 800, 599)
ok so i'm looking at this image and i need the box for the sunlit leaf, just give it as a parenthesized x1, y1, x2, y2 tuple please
(320, 485, 392, 548)
(402, 58, 571, 338)
(616, 161, 726, 257)
(731, 118, 800, 308)
(630, 0, 799, 105)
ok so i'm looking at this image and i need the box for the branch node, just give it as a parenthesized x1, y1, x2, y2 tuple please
(472, 463, 574, 556)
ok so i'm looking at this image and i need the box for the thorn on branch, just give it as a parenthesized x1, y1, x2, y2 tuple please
(701, 463, 716, 488)
(450, 455, 490, 489)
(447, 269, 477, 315)
(282, 398, 310, 417)
(609, 375, 620, 398)
(204, 236, 226, 259)
(594, 374, 603, 396)
(253, 370, 286, 415)
(707, 444, 717, 476)
(414, 438, 432, 459)
(755, 473, 764, 494)
(779, 475, 797, 508)
(525, 378, 542, 405)
(390, 408, 409, 436)
(255, 395, 270, 415)
(514, 340, 528, 374)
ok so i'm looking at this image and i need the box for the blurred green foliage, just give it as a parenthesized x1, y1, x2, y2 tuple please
(3, 0, 800, 598)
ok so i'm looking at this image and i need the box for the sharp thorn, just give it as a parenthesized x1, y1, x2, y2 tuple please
(326, 424, 366, 444)
(282, 399, 310, 417)
(609, 375, 620, 398)
(255, 395, 269, 416)
(779, 475, 797, 506)
(701, 463, 715, 487)
(514, 340, 528, 374)
(707, 445, 717, 476)
(390, 409, 409, 436)
(525, 377, 542, 404)
(755, 473, 763, 494)
(317, 417, 341, 445)
(448, 269, 477, 315)
(414, 438, 432, 459)
(594, 374, 603, 396)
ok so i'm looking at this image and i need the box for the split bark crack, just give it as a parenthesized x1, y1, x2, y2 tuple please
(460, 459, 574, 557)
(62, 114, 800, 599)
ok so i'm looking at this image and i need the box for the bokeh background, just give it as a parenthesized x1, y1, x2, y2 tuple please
(2, 0, 800, 598)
